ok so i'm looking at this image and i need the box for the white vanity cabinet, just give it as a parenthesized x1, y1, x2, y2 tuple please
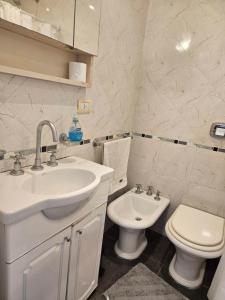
(0, 157, 113, 300)
(67, 205, 106, 300)
(3, 203, 107, 300)
(5, 227, 71, 300)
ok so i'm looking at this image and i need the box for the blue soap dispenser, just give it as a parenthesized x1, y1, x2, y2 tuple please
(68, 115, 83, 142)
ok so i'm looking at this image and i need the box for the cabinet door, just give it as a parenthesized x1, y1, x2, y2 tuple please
(6, 227, 71, 300)
(74, 0, 101, 55)
(1, 0, 75, 46)
(67, 204, 106, 300)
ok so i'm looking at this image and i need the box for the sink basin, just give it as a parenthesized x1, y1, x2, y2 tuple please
(22, 168, 100, 219)
(23, 168, 96, 195)
(0, 156, 113, 225)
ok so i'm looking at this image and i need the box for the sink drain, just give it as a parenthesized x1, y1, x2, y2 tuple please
(135, 217, 142, 221)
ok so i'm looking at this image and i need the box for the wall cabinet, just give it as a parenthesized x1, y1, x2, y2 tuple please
(4, 204, 106, 300)
(0, 0, 101, 87)
(0, 0, 75, 46)
(74, 0, 101, 55)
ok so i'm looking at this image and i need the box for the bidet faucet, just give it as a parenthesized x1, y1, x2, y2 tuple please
(31, 120, 58, 171)
(135, 184, 143, 194)
(146, 186, 154, 196)
(154, 190, 161, 201)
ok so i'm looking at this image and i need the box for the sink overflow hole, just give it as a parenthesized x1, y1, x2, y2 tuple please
(135, 217, 142, 221)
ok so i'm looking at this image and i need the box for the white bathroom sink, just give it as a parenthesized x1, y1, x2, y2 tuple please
(22, 168, 96, 196)
(0, 156, 113, 224)
(21, 167, 100, 219)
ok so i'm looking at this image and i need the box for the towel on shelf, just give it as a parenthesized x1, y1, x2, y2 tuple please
(103, 137, 131, 195)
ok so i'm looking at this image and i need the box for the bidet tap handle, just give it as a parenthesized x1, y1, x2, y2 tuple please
(154, 190, 161, 201)
(147, 185, 154, 196)
(135, 184, 143, 194)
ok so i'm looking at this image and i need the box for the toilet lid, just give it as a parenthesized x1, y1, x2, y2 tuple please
(171, 205, 225, 247)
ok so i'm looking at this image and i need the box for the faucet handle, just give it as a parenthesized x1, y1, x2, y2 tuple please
(135, 184, 143, 194)
(154, 190, 161, 201)
(146, 185, 154, 196)
(10, 152, 25, 161)
(10, 152, 25, 176)
(47, 150, 58, 167)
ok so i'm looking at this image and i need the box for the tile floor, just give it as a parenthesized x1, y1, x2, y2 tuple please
(89, 225, 220, 300)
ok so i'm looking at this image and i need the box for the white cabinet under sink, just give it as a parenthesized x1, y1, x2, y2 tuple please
(67, 207, 105, 300)
(0, 157, 113, 300)
(3, 203, 107, 300)
(6, 227, 71, 300)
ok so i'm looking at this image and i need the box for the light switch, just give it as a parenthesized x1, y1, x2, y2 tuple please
(77, 99, 93, 114)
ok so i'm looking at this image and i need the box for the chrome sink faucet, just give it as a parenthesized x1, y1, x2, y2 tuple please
(31, 120, 58, 171)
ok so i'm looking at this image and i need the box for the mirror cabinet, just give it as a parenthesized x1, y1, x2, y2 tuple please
(0, 0, 101, 87)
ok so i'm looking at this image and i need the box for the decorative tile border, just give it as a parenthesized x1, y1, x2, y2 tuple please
(1, 133, 131, 160)
(132, 132, 225, 153)
(2, 130, 224, 161)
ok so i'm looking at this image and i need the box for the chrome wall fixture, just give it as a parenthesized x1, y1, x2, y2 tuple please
(210, 123, 225, 138)
(93, 132, 130, 147)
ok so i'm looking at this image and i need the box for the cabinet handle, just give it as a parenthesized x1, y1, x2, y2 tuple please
(64, 237, 71, 242)
(77, 230, 82, 235)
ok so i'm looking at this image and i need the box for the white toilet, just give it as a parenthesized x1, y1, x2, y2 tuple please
(107, 188, 170, 260)
(165, 205, 225, 289)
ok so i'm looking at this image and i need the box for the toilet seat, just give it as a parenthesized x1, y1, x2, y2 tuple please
(171, 205, 224, 247)
(167, 205, 225, 254)
(165, 205, 225, 288)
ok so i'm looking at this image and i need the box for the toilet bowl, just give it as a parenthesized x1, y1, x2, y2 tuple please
(165, 205, 225, 289)
(107, 188, 170, 260)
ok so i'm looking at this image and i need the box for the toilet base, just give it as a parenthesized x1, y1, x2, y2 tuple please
(114, 227, 147, 260)
(169, 254, 206, 289)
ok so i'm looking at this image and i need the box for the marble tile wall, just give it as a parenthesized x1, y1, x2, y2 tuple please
(134, 0, 225, 148)
(129, 0, 225, 233)
(1, 0, 225, 235)
(0, 0, 148, 170)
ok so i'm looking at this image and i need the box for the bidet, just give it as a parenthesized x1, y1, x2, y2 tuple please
(107, 188, 170, 259)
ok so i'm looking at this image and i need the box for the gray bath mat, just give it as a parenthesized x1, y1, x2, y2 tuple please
(103, 263, 188, 300)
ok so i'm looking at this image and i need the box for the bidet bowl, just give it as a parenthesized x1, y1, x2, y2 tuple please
(107, 188, 170, 259)
(107, 190, 170, 229)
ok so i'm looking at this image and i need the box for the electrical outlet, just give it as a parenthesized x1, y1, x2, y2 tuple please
(77, 99, 93, 114)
